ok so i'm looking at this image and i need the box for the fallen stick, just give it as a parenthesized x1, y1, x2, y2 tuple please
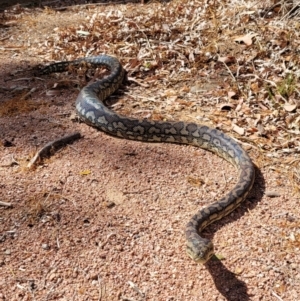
(0, 201, 12, 207)
(27, 132, 82, 168)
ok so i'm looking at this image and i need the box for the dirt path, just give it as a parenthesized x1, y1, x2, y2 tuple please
(0, 1, 300, 300)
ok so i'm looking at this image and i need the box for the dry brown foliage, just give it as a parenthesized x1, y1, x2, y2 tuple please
(1, 0, 300, 300)
(28, 0, 300, 188)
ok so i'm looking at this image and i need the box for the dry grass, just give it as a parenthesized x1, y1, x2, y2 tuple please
(1, 0, 300, 300)
(32, 0, 300, 154)
(29, 0, 300, 186)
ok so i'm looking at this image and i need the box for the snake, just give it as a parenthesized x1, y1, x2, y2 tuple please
(41, 55, 255, 264)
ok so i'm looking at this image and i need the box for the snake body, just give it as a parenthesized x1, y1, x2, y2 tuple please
(41, 55, 255, 263)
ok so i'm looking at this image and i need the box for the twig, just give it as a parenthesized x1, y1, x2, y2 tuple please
(222, 61, 237, 82)
(12, 78, 34, 82)
(27, 132, 82, 168)
(222, 171, 228, 191)
(127, 77, 149, 88)
(128, 281, 145, 298)
(99, 233, 116, 249)
(271, 290, 284, 301)
(0, 201, 12, 207)
(21, 88, 36, 100)
(97, 275, 106, 301)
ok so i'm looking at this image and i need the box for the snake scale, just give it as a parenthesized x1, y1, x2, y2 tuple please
(41, 55, 255, 263)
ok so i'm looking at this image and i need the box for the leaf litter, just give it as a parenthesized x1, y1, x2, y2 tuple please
(0, 0, 300, 300)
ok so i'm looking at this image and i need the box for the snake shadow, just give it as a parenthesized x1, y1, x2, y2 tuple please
(202, 165, 265, 301)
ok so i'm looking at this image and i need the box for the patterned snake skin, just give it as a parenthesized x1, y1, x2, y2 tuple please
(41, 55, 255, 263)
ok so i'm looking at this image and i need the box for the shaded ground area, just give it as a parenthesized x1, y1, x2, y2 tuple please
(0, 0, 149, 10)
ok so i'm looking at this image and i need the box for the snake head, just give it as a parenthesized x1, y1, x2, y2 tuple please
(186, 237, 214, 264)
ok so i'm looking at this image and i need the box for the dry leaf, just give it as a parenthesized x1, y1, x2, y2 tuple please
(257, 123, 266, 136)
(232, 124, 245, 136)
(163, 89, 177, 97)
(80, 170, 91, 176)
(250, 82, 259, 93)
(284, 104, 297, 112)
(189, 51, 195, 62)
(187, 176, 204, 187)
(214, 254, 225, 261)
(234, 267, 244, 275)
(234, 33, 257, 46)
(219, 103, 234, 111)
(46, 90, 61, 96)
(218, 56, 236, 63)
(228, 91, 236, 99)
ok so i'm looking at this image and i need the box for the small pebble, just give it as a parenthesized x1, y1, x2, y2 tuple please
(105, 201, 115, 208)
(42, 244, 50, 250)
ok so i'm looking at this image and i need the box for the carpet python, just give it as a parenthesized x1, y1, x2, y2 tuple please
(41, 55, 255, 263)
